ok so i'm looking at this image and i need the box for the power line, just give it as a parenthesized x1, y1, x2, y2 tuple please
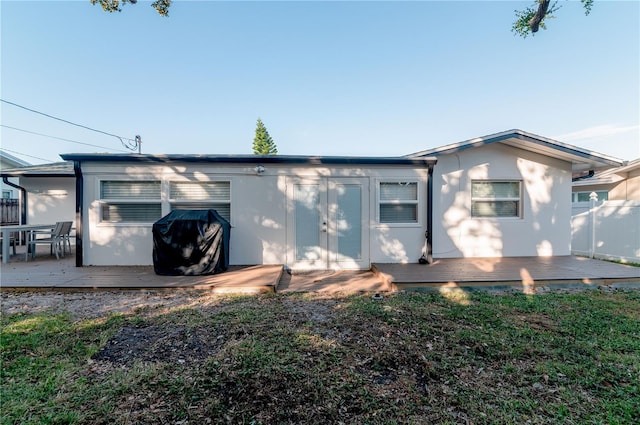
(1, 124, 130, 153)
(1, 99, 141, 152)
(0, 147, 55, 163)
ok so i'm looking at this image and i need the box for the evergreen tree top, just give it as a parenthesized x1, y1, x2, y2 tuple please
(252, 118, 278, 155)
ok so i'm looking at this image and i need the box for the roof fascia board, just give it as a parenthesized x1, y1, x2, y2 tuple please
(410, 132, 516, 157)
(60, 154, 437, 167)
(0, 173, 75, 178)
(0, 150, 31, 167)
(507, 132, 623, 166)
(0, 162, 75, 177)
(407, 129, 623, 168)
(604, 158, 639, 175)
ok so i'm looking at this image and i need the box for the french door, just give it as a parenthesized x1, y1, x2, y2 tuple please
(287, 178, 369, 270)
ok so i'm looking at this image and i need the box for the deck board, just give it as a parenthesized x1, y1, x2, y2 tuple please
(373, 256, 640, 291)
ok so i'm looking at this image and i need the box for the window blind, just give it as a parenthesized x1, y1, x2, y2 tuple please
(101, 203, 162, 223)
(380, 182, 418, 201)
(170, 182, 230, 201)
(101, 181, 161, 199)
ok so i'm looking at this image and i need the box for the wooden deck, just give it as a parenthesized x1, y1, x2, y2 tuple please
(0, 248, 283, 293)
(0, 263, 283, 294)
(1, 246, 638, 294)
(373, 256, 640, 292)
(0, 247, 385, 294)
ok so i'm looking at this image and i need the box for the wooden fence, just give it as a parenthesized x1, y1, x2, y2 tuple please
(0, 198, 19, 225)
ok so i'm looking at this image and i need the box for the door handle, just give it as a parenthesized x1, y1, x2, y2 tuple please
(322, 222, 327, 232)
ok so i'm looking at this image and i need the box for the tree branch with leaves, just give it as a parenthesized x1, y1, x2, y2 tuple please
(513, 0, 594, 38)
(91, 0, 596, 39)
(90, 0, 171, 17)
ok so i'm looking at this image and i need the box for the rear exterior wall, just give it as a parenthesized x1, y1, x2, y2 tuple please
(79, 161, 431, 267)
(432, 144, 573, 258)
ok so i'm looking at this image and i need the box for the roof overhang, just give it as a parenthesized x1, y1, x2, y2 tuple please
(572, 157, 639, 187)
(407, 129, 624, 173)
(572, 174, 624, 187)
(0, 161, 75, 178)
(60, 153, 437, 167)
(0, 150, 31, 168)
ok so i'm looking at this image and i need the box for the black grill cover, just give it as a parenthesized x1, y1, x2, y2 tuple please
(152, 210, 230, 276)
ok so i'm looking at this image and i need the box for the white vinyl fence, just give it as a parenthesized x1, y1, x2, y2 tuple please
(571, 200, 640, 263)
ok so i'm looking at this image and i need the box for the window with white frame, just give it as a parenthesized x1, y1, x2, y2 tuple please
(169, 181, 231, 221)
(471, 180, 522, 218)
(378, 181, 418, 223)
(2, 190, 11, 199)
(100, 180, 162, 223)
(572, 190, 608, 202)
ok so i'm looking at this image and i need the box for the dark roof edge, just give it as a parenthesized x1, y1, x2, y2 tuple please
(60, 153, 437, 166)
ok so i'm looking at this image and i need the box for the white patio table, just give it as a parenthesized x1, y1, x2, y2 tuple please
(0, 224, 56, 264)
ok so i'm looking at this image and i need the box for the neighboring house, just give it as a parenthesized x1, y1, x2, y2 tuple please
(571, 158, 639, 263)
(0, 150, 30, 200)
(572, 158, 640, 201)
(0, 162, 76, 226)
(61, 129, 623, 268)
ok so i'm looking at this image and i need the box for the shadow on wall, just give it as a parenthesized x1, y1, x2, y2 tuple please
(26, 177, 75, 225)
(439, 153, 566, 261)
(441, 163, 504, 258)
(376, 226, 409, 263)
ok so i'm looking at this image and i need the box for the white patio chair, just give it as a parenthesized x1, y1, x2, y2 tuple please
(59, 221, 73, 255)
(26, 221, 65, 260)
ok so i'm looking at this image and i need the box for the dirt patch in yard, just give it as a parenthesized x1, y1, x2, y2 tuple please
(0, 289, 225, 320)
(91, 324, 225, 365)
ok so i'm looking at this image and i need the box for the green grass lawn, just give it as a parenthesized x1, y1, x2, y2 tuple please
(2, 290, 639, 424)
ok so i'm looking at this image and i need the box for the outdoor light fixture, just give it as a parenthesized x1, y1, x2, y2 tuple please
(254, 165, 266, 175)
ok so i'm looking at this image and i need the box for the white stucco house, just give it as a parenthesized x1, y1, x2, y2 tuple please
(60, 129, 623, 269)
(0, 162, 76, 226)
(0, 150, 30, 201)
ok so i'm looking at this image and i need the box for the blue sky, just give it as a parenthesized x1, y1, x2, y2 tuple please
(1, 0, 638, 165)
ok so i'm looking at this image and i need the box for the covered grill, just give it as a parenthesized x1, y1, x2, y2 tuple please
(152, 209, 230, 276)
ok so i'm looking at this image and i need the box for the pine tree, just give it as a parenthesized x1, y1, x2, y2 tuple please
(252, 118, 278, 155)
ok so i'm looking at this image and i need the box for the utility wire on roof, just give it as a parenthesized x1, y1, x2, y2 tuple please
(0, 147, 54, 163)
(1, 124, 131, 153)
(1, 99, 141, 152)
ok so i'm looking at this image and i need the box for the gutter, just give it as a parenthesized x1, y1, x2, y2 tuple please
(418, 160, 436, 264)
(73, 161, 83, 267)
(2, 177, 27, 225)
(572, 170, 595, 182)
(60, 153, 435, 167)
(426, 162, 435, 264)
